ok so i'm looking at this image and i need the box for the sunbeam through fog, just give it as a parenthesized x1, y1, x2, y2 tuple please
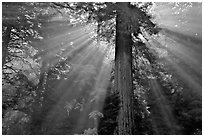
(2, 2, 202, 135)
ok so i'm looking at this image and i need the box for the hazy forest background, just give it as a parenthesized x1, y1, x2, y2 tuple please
(2, 2, 202, 135)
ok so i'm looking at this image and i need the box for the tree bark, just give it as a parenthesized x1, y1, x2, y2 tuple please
(115, 3, 134, 134)
(2, 26, 11, 68)
(30, 61, 49, 134)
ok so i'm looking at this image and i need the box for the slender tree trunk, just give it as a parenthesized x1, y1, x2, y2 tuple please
(2, 26, 11, 68)
(97, 21, 101, 44)
(115, 3, 134, 134)
(30, 61, 49, 134)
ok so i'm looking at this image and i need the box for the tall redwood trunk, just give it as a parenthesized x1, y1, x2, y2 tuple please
(115, 3, 134, 134)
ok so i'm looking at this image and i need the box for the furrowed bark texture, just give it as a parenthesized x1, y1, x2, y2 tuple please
(115, 3, 134, 134)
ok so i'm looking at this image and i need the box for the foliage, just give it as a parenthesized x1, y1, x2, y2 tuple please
(2, 110, 30, 135)
(64, 98, 85, 116)
(98, 85, 120, 135)
(83, 128, 98, 135)
(88, 110, 103, 119)
(2, 2, 61, 135)
(131, 29, 201, 134)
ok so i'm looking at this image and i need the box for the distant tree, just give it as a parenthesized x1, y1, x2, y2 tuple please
(2, 2, 64, 134)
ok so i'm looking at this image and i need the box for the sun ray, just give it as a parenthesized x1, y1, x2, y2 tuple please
(74, 47, 112, 130)
(149, 79, 178, 134)
(40, 41, 112, 133)
(148, 37, 201, 78)
(36, 33, 94, 74)
(2, 2, 202, 135)
(164, 58, 201, 94)
(44, 42, 99, 90)
(41, 46, 100, 104)
(32, 25, 92, 57)
(42, 35, 94, 68)
(74, 65, 112, 132)
(142, 24, 201, 91)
